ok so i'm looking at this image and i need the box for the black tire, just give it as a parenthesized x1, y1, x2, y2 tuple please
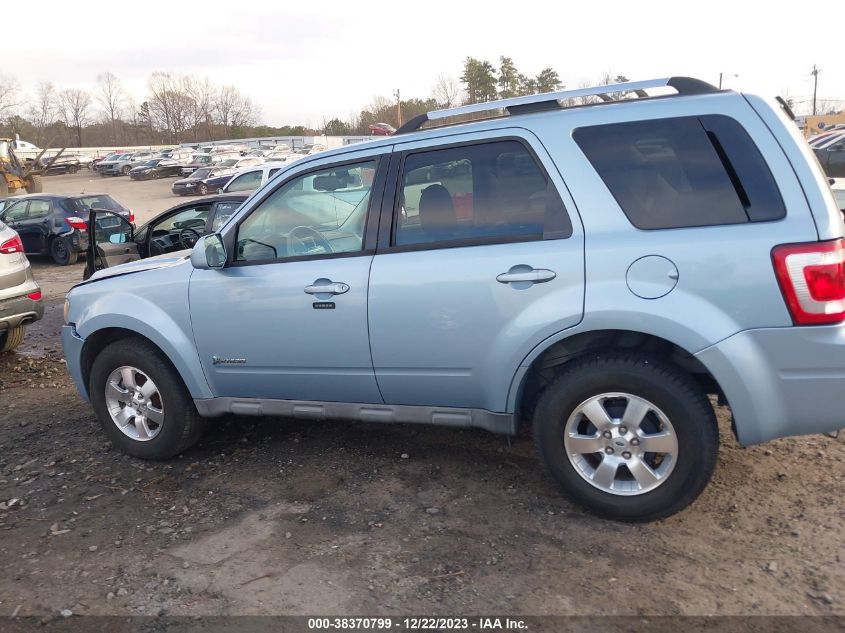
(25, 174, 43, 193)
(0, 325, 26, 353)
(89, 337, 206, 460)
(121, 165, 131, 175)
(532, 351, 718, 522)
(50, 237, 78, 265)
(198, 183, 208, 195)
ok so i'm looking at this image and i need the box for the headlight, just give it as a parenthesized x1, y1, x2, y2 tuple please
(63, 298, 70, 324)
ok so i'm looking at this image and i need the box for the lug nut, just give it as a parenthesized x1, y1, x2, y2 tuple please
(603, 431, 612, 439)
(604, 447, 614, 455)
(622, 451, 632, 459)
(631, 438, 640, 446)
(619, 426, 628, 434)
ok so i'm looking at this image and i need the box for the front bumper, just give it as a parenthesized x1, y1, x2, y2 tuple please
(696, 324, 845, 445)
(61, 325, 88, 401)
(0, 293, 44, 331)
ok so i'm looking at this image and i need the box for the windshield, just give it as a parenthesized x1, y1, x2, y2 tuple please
(143, 159, 160, 167)
(191, 168, 212, 179)
(219, 159, 237, 167)
(193, 155, 212, 164)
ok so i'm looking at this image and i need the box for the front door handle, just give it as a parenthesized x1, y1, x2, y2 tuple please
(496, 266, 556, 285)
(304, 280, 350, 295)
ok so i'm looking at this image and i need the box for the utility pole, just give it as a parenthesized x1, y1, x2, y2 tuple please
(811, 65, 820, 116)
(393, 89, 402, 127)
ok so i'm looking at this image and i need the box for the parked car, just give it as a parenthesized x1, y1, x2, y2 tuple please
(91, 152, 124, 171)
(0, 219, 43, 352)
(159, 148, 194, 163)
(218, 162, 287, 194)
(84, 194, 248, 278)
(44, 155, 82, 174)
(0, 193, 132, 265)
(99, 152, 153, 177)
(61, 77, 845, 521)
(171, 167, 238, 196)
(179, 153, 234, 176)
(812, 130, 845, 178)
(217, 157, 264, 170)
(368, 122, 396, 136)
(130, 159, 185, 180)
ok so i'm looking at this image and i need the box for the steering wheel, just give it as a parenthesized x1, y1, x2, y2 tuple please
(179, 228, 202, 250)
(288, 226, 332, 256)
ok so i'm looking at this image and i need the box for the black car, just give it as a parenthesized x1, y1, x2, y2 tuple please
(43, 155, 83, 175)
(0, 193, 133, 265)
(86, 194, 248, 278)
(129, 159, 184, 180)
(812, 131, 845, 178)
(171, 167, 237, 196)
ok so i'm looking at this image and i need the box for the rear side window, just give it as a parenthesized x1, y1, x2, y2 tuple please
(573, 115, 785, 229)
(394, 140, 571, 248)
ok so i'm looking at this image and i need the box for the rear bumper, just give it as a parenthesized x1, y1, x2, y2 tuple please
(0, 293, 43, 331)
(696, 324, 845, 445)
(61, 325, 88, 401)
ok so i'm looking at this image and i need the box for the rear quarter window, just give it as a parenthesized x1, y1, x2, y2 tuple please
(573, 115, 785, 229)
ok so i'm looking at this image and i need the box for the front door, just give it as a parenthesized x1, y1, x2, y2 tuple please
(190, 154, 387, 403)
(15, 199, 52, 253)
(367, 134, 585, 413)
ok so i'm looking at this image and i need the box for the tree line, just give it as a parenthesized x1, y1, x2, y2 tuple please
(0, 71, 292, 149)
(0, 58, 621, 148)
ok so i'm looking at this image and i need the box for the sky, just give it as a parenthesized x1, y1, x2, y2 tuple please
(4, 0, 843, 127)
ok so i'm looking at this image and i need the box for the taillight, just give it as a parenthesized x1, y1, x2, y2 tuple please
(128, 211, 135, 223)
(65, 216, 87, 231)
(27, 290, 42, 301)
(772, 238, 845, 325)
(0, 235, 24, 254)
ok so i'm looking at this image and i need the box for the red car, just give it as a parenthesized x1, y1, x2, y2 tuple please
(368, 122, 396, 136)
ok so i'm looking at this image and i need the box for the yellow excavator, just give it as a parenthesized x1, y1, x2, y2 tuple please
(0, 138, 64, 197)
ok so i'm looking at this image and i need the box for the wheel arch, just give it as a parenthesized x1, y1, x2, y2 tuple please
(509, 328, 730, 433)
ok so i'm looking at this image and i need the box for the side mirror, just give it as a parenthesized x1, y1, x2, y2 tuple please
(191, 234, 226, 270)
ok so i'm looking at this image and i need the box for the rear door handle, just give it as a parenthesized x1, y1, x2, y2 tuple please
(304, 281, 350, 295)
(496, 267, 556, 284)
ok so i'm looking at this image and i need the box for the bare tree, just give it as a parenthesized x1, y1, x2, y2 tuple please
(29, 82, 58, 146)
(0, 74, 20, 119)
(432, 74, 461, 108)
(96, 72, 125, 144)
(60, 89, 92, 147)
(214, 85, 256, 136)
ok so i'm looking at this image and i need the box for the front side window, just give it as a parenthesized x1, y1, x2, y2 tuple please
(3, 201, 28, 221)
(235, 160, 377, 262)
(226, 170, 262, 192)
(394, 140, 570, 247)
(573, 115, 786, 229)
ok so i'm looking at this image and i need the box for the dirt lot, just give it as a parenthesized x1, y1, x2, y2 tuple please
(0, 173, 843, 620)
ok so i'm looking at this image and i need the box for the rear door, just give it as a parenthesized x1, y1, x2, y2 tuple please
(367, 130, 585, 413)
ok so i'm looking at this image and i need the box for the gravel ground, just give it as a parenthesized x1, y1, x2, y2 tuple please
(0, 174, 843, 619)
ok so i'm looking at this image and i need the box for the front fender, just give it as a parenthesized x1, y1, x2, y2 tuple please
(70, 269, 212, 400)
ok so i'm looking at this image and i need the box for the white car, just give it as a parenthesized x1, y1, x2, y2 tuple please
(219, 162, 288, 194)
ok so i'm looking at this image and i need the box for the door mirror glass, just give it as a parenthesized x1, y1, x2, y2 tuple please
(191, 234, 226, 269)
(108, 233, 127, 244)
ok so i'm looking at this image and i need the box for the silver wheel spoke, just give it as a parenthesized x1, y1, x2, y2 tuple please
(113, 407, 134, 428)
(622, 398, 650, 430)
(134, 416, 151, 440)
(581, 399, 613, 428)
(638, 431, 675, 454)
(120, 367, 136, 390)
(107, 381, 131, 404)
(139, 380, 157, 400)
(592, 458, 619, 489)
(145, 406, 164, 425)
(567, 433, 604, 454)
(628, 458, 661, 489)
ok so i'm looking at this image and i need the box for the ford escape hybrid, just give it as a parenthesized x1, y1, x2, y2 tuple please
(61, 77, 845, 521)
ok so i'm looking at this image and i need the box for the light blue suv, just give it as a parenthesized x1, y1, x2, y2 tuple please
(62, 78, 845, 521)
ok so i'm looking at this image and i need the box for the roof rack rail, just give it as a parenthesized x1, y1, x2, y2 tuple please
(395, 76, 718, 135)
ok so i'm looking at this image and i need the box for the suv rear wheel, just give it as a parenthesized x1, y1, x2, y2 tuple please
(0, 325, 26, 353)
(90, 337, 205, 459)
(532, 351, 718, 522)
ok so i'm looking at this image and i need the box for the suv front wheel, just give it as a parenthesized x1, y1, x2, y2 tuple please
(90, 337, 205, 459)
(532, 351, 718, 522)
